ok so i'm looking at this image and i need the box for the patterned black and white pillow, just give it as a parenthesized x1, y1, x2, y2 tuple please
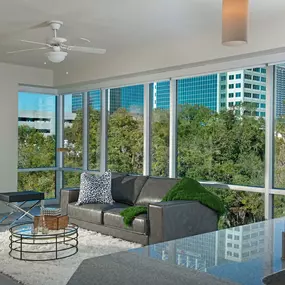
(76, 170, 114, 206)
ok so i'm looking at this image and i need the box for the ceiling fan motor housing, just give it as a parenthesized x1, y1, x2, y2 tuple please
(48, 20, 63, 31)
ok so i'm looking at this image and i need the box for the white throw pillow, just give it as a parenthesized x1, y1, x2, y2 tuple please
(76, 170, 114, 205)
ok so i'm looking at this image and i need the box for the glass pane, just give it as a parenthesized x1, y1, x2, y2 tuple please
(63, 171, 81, 188)
(177, 69, 266, 187)
(88, 90, 101, 170)
(107, 85, 144, 174)
(18, 171, 56, 199)
(18, 92, 56, 168)
(64, 93, 83, 168)
(206, 187, 264, 228)
(274, 195, 285, 218)
(274, 65, 285, 188)
(150, 81, 170, 177)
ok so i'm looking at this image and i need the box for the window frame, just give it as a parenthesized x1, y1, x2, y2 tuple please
(18, 63, 281, 219)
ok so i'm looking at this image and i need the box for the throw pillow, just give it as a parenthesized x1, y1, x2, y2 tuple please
(76, 170, 114, 206)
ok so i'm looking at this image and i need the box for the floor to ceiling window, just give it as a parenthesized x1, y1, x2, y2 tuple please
(273, 64, 285, 218)
(177, 70, 265, 187)
(107, 85, 144, 174)
(18, 63, 285, 224)
(88, 90, 101, 170)
(150, 81, 170, 177)
(63, 93, 83, 169)
(18, 92, 57, 198)
(274, 64, 285, 189)
(175, 69, 266, 227)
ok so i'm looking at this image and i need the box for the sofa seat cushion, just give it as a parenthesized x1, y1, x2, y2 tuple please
(68, 202, 129, 225)
(104, 208, 148, 234)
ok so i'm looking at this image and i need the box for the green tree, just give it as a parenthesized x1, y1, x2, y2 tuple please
(108, 108, 143, 174)
(18, 125, 56, 198)
(151, 109, 170, 176)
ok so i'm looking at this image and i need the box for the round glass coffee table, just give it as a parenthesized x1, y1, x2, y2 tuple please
(9, 223, 78, 261)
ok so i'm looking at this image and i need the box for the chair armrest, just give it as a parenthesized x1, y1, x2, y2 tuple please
(60, 188, 80, 215)
(148, 200, 218, 244)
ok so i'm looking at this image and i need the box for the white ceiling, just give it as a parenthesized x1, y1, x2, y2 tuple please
(1, 0, 285, 86)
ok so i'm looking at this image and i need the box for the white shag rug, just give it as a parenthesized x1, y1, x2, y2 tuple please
(0, 228, 140, 285)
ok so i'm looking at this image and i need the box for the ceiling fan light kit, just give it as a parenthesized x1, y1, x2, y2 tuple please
(46, 51, 67, 63)
(222, 0, 248, 46)
(7, 20, 106, 63)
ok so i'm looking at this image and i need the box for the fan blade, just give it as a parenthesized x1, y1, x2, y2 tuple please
(7, 47, 48, 54)
(20, 40, 49, 46)
(30, 21, 50, 30)
(80, 37, 91, 43)
(67, 46, 106, 54)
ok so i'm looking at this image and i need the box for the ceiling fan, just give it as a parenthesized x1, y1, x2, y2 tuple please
(7, 20, 106, 63)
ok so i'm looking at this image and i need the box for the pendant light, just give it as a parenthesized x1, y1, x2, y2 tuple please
(222, 0, 248, 46)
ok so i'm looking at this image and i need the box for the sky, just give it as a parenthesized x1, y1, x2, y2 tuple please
(18, 92, 72, 113)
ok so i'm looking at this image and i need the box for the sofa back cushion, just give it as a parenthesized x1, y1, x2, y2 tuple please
(111, 175, 148, 206)
(135, 177, 180, 206)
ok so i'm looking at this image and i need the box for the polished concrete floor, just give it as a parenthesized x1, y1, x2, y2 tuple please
(0, 273, 20, 285)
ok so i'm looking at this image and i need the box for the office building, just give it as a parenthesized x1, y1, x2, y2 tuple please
(72, 68, 276, 119)
(18, 110, 75, 135)
(219, 68, 267, 117)
(276, 65, 285, 118)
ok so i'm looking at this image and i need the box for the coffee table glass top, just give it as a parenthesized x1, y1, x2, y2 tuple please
(131, 217, 285, 285)
(10, 223, 77, 238)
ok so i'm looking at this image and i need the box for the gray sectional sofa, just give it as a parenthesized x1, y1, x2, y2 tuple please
(60, 173, 218, 245)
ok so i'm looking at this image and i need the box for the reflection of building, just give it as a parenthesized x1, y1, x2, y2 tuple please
(147, 222, 265, 272)
(225, 223, 265, 262)
(152, 231, 221, 272)
(18, 110, 75, 135)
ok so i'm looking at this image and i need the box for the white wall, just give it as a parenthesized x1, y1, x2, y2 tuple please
(0, 63, 53, 212)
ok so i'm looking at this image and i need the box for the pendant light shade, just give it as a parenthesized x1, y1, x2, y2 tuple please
(222, 0, 248, 46)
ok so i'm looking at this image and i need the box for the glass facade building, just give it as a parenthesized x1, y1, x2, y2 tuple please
(177, 75, 218, 111)
(276, 65, 285, 118)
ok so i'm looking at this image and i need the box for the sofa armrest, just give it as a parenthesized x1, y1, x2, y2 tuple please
(148, 200, 218, 244)
(60, 188, 80, 215)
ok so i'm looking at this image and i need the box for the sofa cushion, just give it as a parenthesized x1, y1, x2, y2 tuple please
(135, 177, 180, 206)
(68, 202, 129, 224)
(76, 171, 114, 205)
(104, 208, 148, 234)
(111, 175, 148, 206)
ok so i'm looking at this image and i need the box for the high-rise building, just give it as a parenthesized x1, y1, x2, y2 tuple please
(72, 68, 276, 118)
(71, 91, 101, 113)
(275, 65, 285, 118)
(152, 81, 171, 109)
(219, 68, 267, 118)
(177, 75, 218, 111)
(89, 90, 101, 110)
(71, 93, 83, 113)
(152, 76, 219, 111)
(72, 86, 144, 114)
